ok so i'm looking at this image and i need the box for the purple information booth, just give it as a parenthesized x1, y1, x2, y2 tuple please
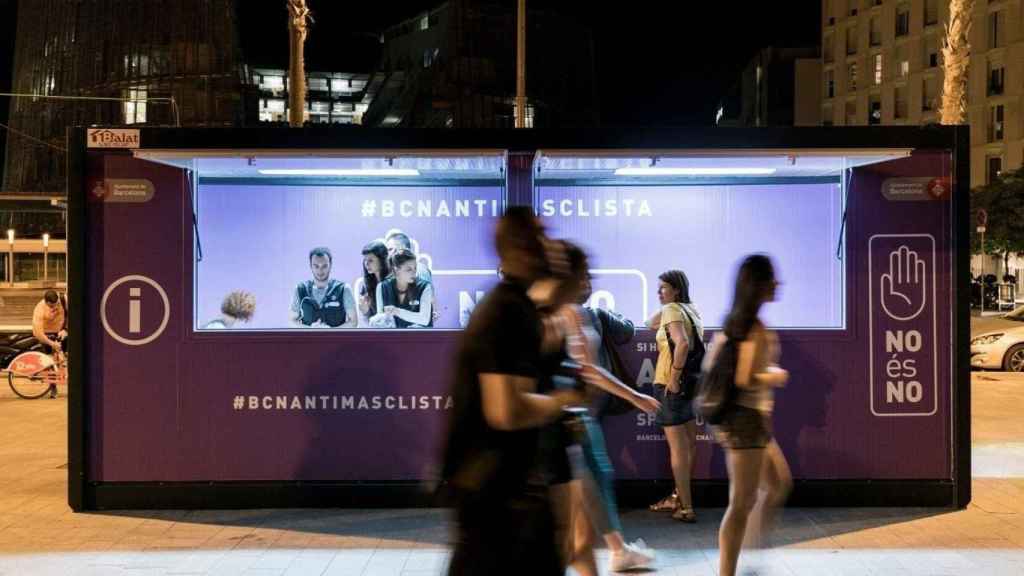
(68, 127, 971, 510)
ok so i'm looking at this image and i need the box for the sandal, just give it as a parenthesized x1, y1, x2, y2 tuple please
(672, 505, 697, 523)
(648, 491, 678, 512)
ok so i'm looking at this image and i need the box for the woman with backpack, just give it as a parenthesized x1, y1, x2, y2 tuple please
(645, 269, 704, 523)
(705, 254, 792, 576)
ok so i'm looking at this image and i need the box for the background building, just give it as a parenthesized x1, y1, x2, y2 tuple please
(716, 47, 822, 127)
(361, 0, 599, 128)
(247, 68, 370, 125)
(3, 0, 246, 198)
(821, 0, 1024, 188)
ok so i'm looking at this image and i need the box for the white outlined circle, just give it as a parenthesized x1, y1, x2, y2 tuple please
(100, 275, 171, 346)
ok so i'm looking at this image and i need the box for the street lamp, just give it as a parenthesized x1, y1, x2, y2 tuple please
(42, 233, 49, 283)
(6, 229, 14, 287)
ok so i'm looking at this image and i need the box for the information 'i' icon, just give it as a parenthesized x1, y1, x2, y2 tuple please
(129, 287, 141, 333)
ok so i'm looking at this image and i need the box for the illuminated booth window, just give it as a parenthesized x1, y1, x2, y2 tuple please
(135, 150, 507, 332)
(533, 150, 910, 330)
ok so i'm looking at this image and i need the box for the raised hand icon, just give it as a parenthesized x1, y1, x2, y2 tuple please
(880, 245, 927, 321)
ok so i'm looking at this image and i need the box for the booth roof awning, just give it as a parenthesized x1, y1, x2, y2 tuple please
(132, 149, 508, 180)
(534, 149, 913, 180)
(132, 148, 914, 182)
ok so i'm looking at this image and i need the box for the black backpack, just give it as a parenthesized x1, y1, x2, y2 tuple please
(297, 281, 347, 327)
(694, 337, 739, 425)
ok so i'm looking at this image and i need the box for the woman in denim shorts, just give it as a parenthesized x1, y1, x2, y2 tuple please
(645, 270, 703, 523)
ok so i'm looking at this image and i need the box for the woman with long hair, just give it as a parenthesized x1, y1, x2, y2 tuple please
(645, 269, 703, 523)
(543, 240, 659, 575)
(355, 240, 390, 326)
(708, 254, 792, 576)
(373, 248, 434, 328)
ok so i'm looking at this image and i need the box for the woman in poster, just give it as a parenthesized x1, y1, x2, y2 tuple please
(373, 249, 434, 328)
(354, 240, 390, 326)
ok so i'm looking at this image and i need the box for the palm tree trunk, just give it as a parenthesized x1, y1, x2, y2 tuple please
(287, 0, 311, 127)
(941, 0, 974, 125)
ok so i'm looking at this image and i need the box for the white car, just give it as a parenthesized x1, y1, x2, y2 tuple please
(971, 305, 1024, 372)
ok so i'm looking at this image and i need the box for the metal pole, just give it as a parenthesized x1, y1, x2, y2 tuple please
(43, 233, 49, 284)
(981, 228, 985, 312)
(515, 0, 526, 128)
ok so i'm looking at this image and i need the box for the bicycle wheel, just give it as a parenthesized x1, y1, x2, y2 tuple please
(8, 371, 52, 399)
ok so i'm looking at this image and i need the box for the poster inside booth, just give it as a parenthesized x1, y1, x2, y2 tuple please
(74, 128, 968, 510)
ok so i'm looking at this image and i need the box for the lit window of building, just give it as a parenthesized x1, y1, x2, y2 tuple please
(123, 87, 147, 124)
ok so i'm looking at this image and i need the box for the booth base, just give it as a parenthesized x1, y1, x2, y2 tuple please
(80, 480, 956, 511)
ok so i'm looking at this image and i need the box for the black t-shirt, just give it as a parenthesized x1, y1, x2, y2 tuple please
(441, 279, 542, 498)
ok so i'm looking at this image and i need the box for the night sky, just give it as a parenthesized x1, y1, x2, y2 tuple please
(0, 0, 820, 185)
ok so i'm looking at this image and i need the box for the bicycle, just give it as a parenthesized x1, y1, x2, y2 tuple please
(4, 346, 66, 399)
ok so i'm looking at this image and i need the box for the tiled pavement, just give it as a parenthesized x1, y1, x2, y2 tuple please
(1, 375, 1023, 575)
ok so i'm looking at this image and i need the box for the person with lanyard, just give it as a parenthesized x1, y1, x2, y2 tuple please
(289, 246, 357, 328)
(373, 248, 434, 328)
(384, 229, 439, 323)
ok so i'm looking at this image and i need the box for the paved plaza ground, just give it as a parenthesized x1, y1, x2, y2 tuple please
(0, 374, 1022, 575)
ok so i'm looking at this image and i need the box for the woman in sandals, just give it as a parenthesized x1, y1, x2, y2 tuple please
(645, 269, 703, 523)
(707, 254, 792, 576)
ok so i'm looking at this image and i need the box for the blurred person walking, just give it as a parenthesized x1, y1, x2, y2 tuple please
(440, 207, 585, 576)
(707, 255, 792, 576)
(547, 240, 660, 574)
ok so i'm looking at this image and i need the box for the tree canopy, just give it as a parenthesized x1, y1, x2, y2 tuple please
(972, 166, 1024, 276)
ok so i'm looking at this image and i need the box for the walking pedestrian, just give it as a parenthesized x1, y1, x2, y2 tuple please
(549, 241, 660, 574)
(440, 207, 585, 576)
(708, 254, 792, 576)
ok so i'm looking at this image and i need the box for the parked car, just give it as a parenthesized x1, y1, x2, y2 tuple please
(971, 305, 1024, 372)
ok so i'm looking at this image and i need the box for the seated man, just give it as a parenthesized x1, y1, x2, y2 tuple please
(289, 247, 357, 328)
(33, 289, 67, 353)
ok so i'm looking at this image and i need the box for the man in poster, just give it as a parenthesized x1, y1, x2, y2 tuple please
(289, 247, 357, 328)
